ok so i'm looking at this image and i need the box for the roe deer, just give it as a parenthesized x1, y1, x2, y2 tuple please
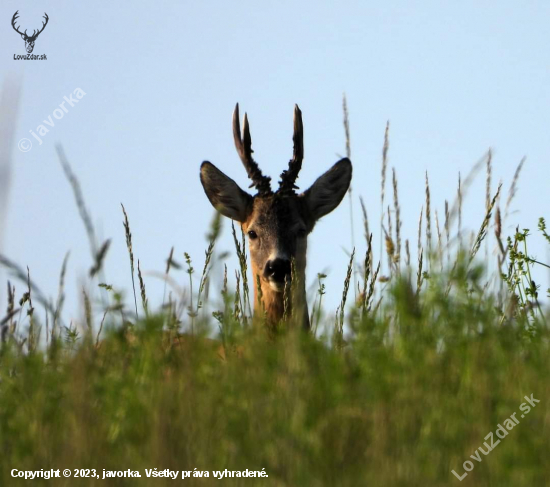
(200, 104, 351, 329)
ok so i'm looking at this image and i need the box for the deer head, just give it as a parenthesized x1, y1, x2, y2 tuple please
(200, 104, 352, 329)
(12, 11, 49, 54)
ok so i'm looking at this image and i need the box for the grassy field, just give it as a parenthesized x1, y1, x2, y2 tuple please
(1, 261, 549, 486)
(1, 140, 549, 485)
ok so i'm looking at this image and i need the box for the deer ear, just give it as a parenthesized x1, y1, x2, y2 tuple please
(200, 161, 253, 223)
(302, 158, 352, 221)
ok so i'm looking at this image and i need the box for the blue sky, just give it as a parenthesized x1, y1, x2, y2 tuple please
(1, 1, 549, 325)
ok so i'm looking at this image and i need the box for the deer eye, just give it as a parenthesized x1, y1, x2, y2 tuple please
(248, 230, 258, 240)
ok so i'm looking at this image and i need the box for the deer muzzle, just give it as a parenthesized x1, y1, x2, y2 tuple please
(264, 258, 291, 292)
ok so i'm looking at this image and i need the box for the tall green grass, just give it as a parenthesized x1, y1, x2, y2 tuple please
(0, 260, 548, 486)
(1, 115, 549, 485)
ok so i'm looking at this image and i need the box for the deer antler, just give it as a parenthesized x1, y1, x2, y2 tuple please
(11, 11, 25, 37)
(233, 103, 272, 195)
(29, 13, 48, 39)
(278, 104, 304, 193)
(11, 11, 49, 40)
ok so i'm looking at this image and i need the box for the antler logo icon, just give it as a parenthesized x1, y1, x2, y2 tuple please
(11, 11, 49, 54)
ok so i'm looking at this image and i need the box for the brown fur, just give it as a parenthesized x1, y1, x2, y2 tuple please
(200, 107, 352, 329)
(242, 194, 309, 326)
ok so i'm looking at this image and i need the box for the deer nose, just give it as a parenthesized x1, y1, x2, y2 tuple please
(264, 258, 291, 283)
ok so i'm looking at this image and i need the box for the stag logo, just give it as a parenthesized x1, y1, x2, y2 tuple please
(11, 11, 49, 54)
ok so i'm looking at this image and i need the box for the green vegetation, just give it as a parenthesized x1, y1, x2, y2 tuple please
(1, 134, 549, 485)
(1, 253, 549, 486)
